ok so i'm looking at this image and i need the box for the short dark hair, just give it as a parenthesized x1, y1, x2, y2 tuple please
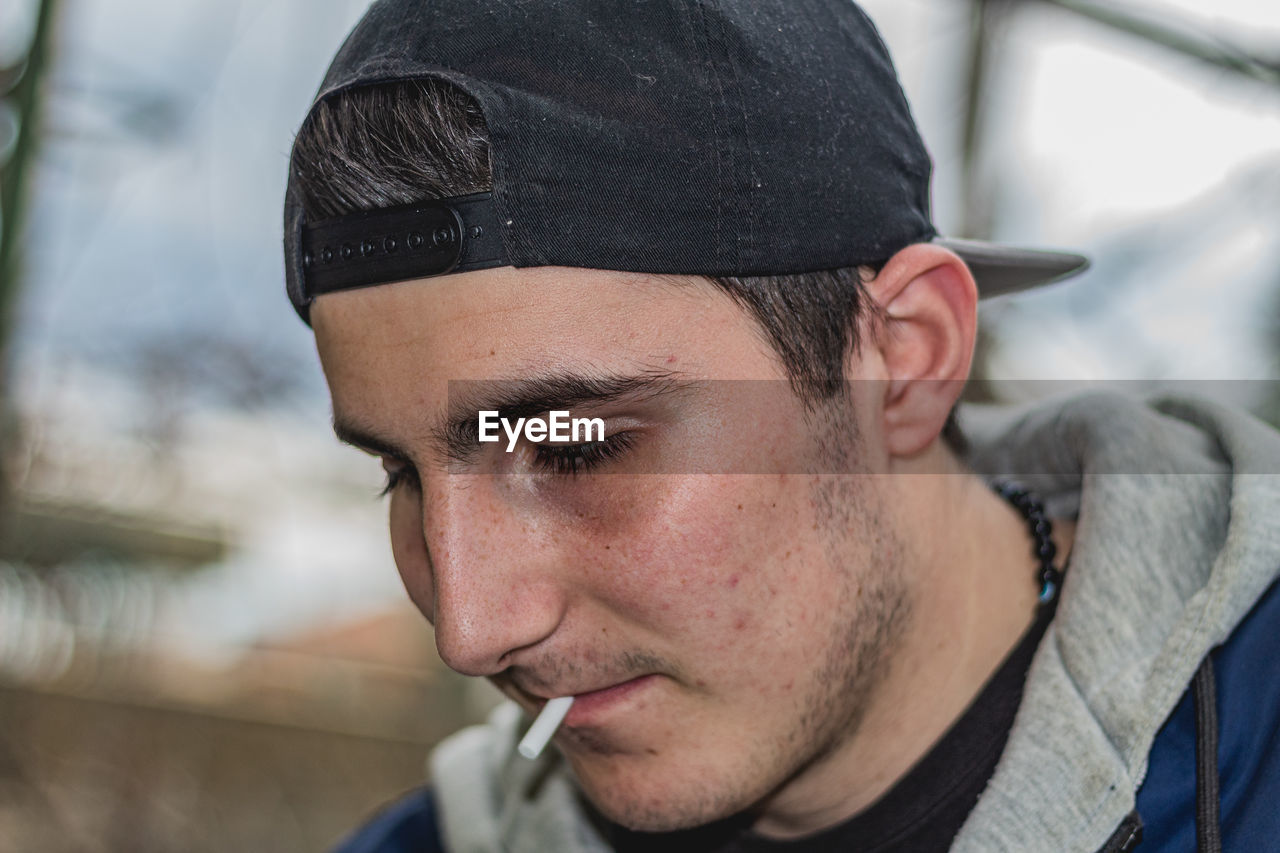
(290, 80, 964, 450)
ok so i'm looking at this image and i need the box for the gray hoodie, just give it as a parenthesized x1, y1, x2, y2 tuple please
(427, 391, 1280, 853)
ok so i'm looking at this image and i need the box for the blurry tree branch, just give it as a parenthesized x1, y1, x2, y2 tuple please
(1, 0, 60, 530)
(1035, 0, 1280, 88)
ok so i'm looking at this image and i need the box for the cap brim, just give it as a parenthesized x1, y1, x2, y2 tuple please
(932, 236, 1089, 299)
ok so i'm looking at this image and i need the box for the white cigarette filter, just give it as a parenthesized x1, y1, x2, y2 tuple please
(518, 696, 575, 760)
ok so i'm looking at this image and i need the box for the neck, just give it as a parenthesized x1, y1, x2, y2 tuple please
(752, 444, 1073, 839)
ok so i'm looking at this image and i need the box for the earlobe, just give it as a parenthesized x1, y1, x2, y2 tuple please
(863, 244, 978, 459)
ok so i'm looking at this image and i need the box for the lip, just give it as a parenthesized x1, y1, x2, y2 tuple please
(539, 674, 658, 728)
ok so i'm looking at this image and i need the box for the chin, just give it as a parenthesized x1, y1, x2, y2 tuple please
(568, 750, 761, 834)
(587, 789, 729, 834)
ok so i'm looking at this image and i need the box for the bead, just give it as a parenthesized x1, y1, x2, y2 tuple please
(992, 479, 1061, 609)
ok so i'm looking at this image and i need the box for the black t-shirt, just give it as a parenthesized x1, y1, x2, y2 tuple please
(606, 600, 1057, 853)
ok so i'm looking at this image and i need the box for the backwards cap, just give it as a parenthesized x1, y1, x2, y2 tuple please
(283, 0, 1087, 322)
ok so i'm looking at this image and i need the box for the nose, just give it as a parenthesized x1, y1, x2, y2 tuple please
(390, 472, 568, 677)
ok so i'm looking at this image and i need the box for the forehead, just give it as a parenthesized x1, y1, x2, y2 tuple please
(309, 265, 807, 462)
(310, 265, 779, 385)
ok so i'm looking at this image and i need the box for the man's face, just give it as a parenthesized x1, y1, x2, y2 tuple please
(312, 266, 913, 831)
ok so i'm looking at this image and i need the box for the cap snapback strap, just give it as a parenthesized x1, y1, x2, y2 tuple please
(299, 191, 507, 298)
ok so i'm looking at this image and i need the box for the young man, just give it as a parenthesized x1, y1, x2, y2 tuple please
(282, 2, 1280, 851)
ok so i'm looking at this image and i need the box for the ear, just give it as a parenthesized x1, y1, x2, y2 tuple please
(860, 243, 977, 459)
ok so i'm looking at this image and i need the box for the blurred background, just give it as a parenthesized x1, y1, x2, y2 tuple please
(0, 0, 1277, 850)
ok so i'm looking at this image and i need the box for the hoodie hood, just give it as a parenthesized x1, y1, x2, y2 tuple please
(429, 391, 1280, 853)
(952, 390, 1280, 851)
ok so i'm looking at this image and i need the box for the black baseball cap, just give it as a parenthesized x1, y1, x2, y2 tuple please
(283, 0, 1088, 322)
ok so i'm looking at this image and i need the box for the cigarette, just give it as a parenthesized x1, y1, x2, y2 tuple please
(517, 696, 574, 760)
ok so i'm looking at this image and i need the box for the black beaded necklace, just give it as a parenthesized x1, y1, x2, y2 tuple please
(992, 480, 1064, 605)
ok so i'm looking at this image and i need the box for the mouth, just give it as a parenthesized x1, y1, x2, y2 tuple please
(503, 674, 661, 728)
(562, 675, 659, 726)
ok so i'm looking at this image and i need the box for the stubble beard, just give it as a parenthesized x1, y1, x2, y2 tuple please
(736, 393, 915, 829)
(784, 470, 912, 791)
(592, 415, 914, 834)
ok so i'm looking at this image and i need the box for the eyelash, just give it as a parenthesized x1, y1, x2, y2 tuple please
(530, 431, 636, 476)
(376, 432, 636, 496)
(378, 463, 418, 498)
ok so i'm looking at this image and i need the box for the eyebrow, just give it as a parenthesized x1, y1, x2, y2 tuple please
(332, 369, 691, 464)
(438, 369, 688, 461)
(332, 418, 412, 461)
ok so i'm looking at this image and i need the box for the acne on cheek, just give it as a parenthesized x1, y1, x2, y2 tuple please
(600, 506, 771, 630)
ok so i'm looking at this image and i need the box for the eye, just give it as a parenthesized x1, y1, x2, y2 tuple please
(531, 432, 636, 476)
(378, 457, 420, 497)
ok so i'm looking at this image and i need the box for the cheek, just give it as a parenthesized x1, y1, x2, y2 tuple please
(590, 476, 816, 641)
(388, 489, 436, 620)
